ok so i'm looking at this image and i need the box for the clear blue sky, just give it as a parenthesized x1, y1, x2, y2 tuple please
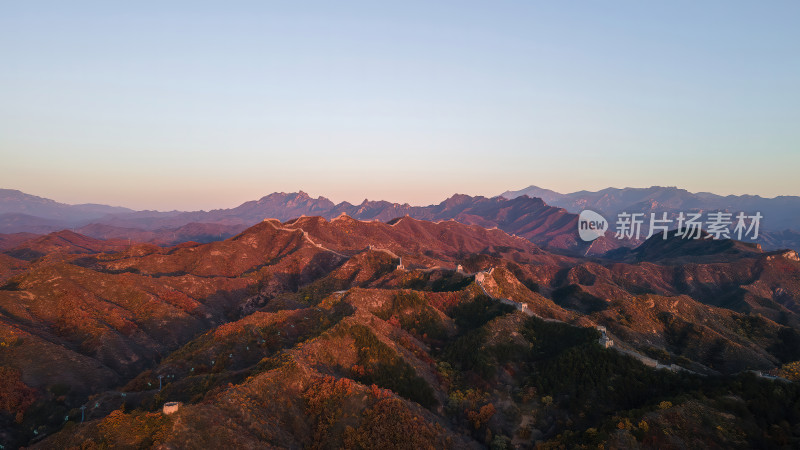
(1, 1, 798, 210)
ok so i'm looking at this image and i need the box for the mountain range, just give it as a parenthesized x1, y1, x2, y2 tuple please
(1, 205, 800, 448)
(3, 187, 799, 257)
(502, 185, 800, 232)
(0, 190, 608, 255)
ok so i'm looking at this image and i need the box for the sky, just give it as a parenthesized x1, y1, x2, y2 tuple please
(1, 1, 799, 211)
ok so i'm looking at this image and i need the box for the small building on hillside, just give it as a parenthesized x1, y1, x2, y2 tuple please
(163, 402, 182, 415)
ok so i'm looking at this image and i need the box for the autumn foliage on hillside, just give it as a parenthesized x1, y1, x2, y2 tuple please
(0, 366, 36, 421)
(2, 216, 800, 448)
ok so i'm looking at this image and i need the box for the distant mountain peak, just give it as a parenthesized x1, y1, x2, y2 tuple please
(441, 193, 473, 206)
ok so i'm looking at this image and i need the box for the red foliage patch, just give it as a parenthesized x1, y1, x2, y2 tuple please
(0, 366, 36, 420)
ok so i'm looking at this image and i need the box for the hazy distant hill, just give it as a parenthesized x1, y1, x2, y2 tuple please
(0, 189, 133, 224)
(501, 185, 800, 232)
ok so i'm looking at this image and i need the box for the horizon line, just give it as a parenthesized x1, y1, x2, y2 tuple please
(3, 184, 800, 214)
